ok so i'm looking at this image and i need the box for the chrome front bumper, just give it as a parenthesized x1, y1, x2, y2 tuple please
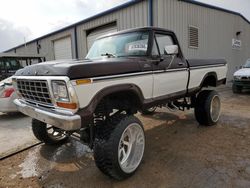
(14, 99, 81, 131)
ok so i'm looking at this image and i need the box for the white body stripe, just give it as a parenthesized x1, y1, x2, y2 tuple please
(73, 64, 227, 109)
(73, 74, 154, 108)
(188, 64, 228, 89)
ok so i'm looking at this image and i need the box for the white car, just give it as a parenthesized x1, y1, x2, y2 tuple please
(0, 76, 17, 113)
(233, 59, 250, 93)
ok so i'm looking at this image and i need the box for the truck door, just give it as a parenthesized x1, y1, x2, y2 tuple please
(152, 32, 188, 98)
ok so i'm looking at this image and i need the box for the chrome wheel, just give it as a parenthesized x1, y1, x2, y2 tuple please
(210, 95, 221, 122)
(46, 124, 68, 141)
(32, 119, 69, 145)
(118, 123, 145, 173)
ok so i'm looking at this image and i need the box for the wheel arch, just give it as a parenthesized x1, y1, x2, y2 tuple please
(200, 72, 218, 88)
(77, 84, 145, 125)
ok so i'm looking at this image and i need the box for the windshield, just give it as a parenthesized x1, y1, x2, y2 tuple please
(86, 31, 149, 59)
(244, 59, 250, 68)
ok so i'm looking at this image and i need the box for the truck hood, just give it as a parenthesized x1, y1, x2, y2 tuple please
(14, 58, 142, 80)
(234, 68, 250, 76)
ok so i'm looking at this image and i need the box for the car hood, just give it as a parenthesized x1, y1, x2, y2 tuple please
(234, 68, 250, 76)
(0, 76, 13, 84)
(14, 58, 143, 80)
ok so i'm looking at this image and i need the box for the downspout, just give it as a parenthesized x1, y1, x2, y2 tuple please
(148, 0, 153, 26)
(74, 26, 79, 59)
(36, 41, 40, 54)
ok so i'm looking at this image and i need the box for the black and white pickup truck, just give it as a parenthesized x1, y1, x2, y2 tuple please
(13, 27, 227, 180)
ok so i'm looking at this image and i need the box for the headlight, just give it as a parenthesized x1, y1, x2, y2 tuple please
(234, 76, 241, 80)
(52, 81, 69, 102)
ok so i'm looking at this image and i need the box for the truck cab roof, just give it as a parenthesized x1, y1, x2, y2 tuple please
(97, 26, 175, 40)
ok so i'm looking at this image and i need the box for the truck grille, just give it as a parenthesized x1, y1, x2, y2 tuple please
(17, 79, 53, 106)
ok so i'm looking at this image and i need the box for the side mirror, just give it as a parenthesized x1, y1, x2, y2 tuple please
(164, 45, 179, 55)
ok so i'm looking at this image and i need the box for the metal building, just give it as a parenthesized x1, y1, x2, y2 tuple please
(4, 0, 250, 81)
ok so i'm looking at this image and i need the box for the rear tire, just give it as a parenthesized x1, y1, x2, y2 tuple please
(93, 115, 145, 180)
(232, 84, 242, 93)
(32, 119, 69, 145)
(194, 90, 221, 126)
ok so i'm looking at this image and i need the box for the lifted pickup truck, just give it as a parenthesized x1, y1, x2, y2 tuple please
(13, 27, 227, 180)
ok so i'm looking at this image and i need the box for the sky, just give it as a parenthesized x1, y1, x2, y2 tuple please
(0, 0, 249, 52)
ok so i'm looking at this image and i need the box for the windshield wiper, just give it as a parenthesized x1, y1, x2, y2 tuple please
(101, 53, 116, 58)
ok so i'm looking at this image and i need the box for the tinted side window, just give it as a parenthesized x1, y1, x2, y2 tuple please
(5, 62, 11, 70)
(155, 34, 174, 55)
(10, 60, 20, 70)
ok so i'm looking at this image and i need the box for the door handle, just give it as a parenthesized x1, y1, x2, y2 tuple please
(178, 62, 184, 66)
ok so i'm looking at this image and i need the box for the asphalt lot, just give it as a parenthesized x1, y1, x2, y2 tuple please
(0, 88, 250, 188)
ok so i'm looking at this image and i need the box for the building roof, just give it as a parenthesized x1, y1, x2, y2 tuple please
(4, 0, 144, 52)
(4, 0, 250, 52)
(181, 0, 250, 25)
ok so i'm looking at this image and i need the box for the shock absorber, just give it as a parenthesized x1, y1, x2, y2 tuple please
(94, 101, 106, 127)
(80, 101, 107, 146)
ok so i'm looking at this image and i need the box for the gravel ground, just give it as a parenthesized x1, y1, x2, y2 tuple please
(0, 88, 250, 188)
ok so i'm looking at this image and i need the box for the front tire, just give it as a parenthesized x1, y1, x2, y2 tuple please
(32, 119, 69, 145)
(93, 115, 145, 180)
(194, 90, 221, 126)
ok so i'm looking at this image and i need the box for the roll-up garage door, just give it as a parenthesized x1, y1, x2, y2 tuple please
(54, 37, 72, 60)
(87, 25, 117, 51)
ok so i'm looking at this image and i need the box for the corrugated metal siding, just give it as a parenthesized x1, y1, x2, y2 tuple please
(18, 0, 148, 60)
(154, 0, 250, 80)
(15, 42, 37, 55)
(76, 0, 148, 58)
(39, 28, 76, 61)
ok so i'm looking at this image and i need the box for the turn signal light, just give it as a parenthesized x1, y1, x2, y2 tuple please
(56, 102, 77, 109)
(76, 79, 92, 85)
